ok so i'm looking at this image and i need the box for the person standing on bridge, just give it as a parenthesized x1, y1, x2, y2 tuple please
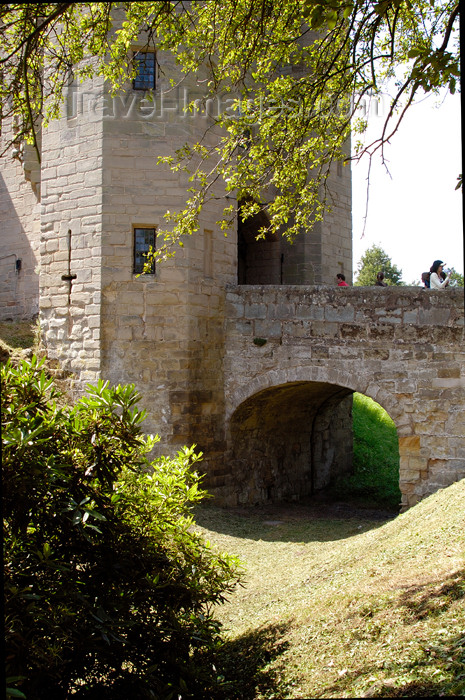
(375, 271, 388, 287)
(429, 260, 451, 289)
(336, 273, 349, 287)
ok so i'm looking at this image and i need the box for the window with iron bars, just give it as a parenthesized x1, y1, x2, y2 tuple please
(133, 51, 156, 91)
(134, 227, 156, 274)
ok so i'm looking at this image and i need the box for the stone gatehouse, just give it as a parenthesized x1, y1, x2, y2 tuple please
(1, 38, 463, 510)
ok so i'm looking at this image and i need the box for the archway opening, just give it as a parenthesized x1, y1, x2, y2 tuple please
(227, 381, 353, 505)
(329, 392, 401, 510)
(227, 383, 401, 509)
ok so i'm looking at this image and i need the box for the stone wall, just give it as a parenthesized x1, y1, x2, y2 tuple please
(0, 121, 41, 320)
(1, 27, 354, 499)
(221, 285, 465, 508)
(98, 43, 237, 458)
(237, 155, 352, 288)
(37, 74, 105, 390)
(223, 380, 353, 505)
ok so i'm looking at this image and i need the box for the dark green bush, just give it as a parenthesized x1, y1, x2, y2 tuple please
(3, 357, 241, 699)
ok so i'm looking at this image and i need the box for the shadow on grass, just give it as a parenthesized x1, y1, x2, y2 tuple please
(321, 571, 465, 699)
(0, 319, 38, 350)
(212, 621, 292, 700)
(321, 628, 465, 698)
(195, 496, 397, 544)
(213, 609, 465, 698)
(397, 567, 465, 623)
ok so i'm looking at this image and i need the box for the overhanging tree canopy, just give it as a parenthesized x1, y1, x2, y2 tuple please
(0, 1, 460, 256)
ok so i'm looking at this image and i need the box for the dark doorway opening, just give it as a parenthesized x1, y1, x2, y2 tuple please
(237, 199, 282, 284)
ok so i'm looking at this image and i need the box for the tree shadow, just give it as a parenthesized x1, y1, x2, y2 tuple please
(195, 495, 397, 544)
(322, 569, 465, 699)
(333, 627, 465, 697)
(396, 567, 465, 623)
(211, 621, 292, 700)
(319, 627, 465, 698)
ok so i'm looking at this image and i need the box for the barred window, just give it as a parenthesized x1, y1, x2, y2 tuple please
(134, 227, 156, 274)
(133, 51, 156, 91)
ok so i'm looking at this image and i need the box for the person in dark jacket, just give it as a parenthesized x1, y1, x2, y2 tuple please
(375, 271, 388, 287)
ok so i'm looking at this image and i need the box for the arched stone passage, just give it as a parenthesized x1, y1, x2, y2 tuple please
(220, 356, 424, 510)
(226, 380, 354, 505)
(225, 365, 402, 427)
(218, 285, 465, 509)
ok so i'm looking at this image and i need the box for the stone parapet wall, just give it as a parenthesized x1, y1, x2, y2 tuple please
(225, 285, 464, 337)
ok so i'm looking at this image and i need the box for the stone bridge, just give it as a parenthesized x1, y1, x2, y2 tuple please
(213, 285, 465, 510)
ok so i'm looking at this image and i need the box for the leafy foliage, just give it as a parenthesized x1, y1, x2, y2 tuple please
(354, 243, 404, 286)
(448, 267, 464, 287)
(3, 357, 241, 700)
(0, 2, 460, 255)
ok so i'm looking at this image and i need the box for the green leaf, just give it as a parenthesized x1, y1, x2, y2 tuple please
(6, 690, 27, 699)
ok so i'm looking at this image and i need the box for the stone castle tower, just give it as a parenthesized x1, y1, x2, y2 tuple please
(0, 37, 352, 490)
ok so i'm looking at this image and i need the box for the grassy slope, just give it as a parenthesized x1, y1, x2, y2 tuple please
(0, 319, 39, 361)
(195, 481, 465, 698)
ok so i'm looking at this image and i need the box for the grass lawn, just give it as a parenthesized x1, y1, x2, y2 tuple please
(194, 481, 465, 698)
(0, 318, 38, 350)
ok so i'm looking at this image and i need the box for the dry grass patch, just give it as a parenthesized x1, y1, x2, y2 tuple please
(0, 318, 39, 361)
(0, 318, 75, 400)
(194, 482, 465, 698)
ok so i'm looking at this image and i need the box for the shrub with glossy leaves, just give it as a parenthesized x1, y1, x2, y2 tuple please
(3, 357, 241, 700)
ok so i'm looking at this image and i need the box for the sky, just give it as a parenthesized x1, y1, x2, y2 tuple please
(351, 89, 463, 284)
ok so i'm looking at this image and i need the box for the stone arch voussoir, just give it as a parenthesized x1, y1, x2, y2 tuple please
(226, 365, 401, 423)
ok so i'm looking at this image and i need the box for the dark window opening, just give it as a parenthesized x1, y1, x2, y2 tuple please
(237, 199, 281, 285)
(134, 227, 156, 274)
(133, 51, 156, 90)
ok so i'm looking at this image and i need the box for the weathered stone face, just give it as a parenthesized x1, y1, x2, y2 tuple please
(0, 128, 41, 320)
(225, 380, 353, 505)
(221, 285, 465, 509)
(1, 45, 352, 442)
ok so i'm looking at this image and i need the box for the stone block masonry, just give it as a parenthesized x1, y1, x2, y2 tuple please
(34, 75, 105, 391)
(221, 285, 465, 509)
(0, 119, 41, 320)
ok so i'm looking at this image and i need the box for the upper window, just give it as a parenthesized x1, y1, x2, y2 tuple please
(133, 51, 156, 91)
(134, 227, 156, 274)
